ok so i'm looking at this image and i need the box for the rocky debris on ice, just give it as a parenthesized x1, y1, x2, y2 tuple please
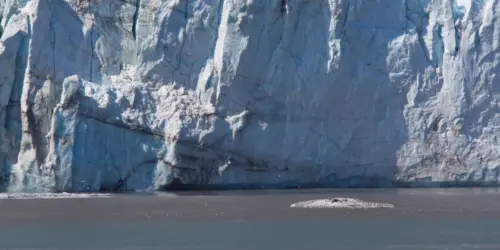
(290, 198, 395, 209)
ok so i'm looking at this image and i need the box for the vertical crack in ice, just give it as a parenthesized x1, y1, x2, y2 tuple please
(338, 2, 350, 45)
(88, 0, 94, 81)
(50, 20, 56, 77)
(132, 0, 141, 40)
(280, 0, 287, 15)
(184, 0, 189, 22)
(431, 24, 444, 67)
(404, 0, 435, 67)
(171, 0, 190, 84)
(0, 0, 4, 36)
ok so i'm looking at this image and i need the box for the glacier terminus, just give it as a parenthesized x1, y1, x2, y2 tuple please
(0, 0, 499, 192)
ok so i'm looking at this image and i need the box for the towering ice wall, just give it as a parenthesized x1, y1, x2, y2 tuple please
(0, 0, 499, 192)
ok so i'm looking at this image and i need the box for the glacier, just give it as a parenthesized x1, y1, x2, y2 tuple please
(0, 0, 499, 192)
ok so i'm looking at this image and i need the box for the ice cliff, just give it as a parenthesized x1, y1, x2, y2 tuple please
(0, 0, 499, 192)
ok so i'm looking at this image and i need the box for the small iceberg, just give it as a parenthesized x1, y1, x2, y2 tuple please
(0, 193, 114, 199)
(290, 197, 395, 209)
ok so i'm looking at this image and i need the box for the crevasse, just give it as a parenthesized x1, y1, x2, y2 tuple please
(0, 0, 498, 192)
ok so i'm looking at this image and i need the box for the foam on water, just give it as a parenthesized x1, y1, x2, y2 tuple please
(0, 192, 114, 199)
(290, 198, 395, 209)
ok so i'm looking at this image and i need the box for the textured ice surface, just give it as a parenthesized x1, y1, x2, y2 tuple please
(290, 198, 395, 209)
(0, 192, 113, 199)
(0, 0, 499, 192)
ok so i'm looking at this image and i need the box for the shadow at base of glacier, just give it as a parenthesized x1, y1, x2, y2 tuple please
(159, 180, 500, 192)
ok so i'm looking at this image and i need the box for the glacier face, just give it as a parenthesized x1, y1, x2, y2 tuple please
(0, 0, 499, 192)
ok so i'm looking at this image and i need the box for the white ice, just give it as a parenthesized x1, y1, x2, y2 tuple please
(0, 192, 114, 199)
(290, 198, 395, 209)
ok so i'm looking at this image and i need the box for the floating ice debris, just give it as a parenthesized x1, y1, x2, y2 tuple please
(0, 193, 114, 199)
(290, 197, 395, 209)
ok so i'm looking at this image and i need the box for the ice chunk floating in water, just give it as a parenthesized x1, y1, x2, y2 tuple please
(0, 193, 114, 199)
(290, 198, 395, 209)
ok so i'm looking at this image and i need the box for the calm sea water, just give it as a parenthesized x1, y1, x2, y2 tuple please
(0, 188, 500, 250)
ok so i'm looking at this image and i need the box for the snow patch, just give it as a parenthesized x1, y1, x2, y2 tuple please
(455, 0, 472, 9)
(454, 0, 471, 16)
(0, 193, 114, 199)
(290, 198, 395, 209)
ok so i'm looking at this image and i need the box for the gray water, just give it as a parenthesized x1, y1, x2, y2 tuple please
(0, 188, 500, 249)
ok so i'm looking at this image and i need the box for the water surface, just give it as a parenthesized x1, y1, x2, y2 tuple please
(0, 188, 499, 249)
